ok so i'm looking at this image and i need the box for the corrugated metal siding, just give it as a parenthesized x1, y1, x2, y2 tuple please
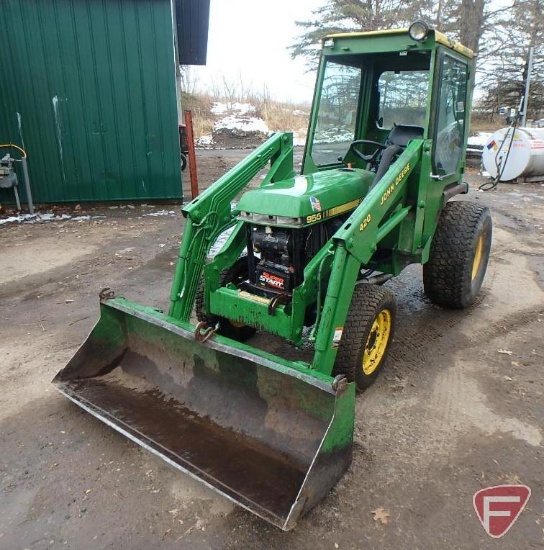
(0, 0, 181, 203)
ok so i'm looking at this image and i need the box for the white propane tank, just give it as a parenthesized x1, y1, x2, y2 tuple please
(482, 127, 544, 181)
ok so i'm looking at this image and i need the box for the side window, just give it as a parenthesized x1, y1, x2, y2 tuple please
(378, 70, 429, 128)
(432, 56, 468, 175)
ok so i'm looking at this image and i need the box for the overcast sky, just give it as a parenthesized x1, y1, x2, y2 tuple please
(191, 0, 509, 105)
(191, 0, 321, 104)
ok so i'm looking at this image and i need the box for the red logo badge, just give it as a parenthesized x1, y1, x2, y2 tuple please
(473, 484, 531, 538)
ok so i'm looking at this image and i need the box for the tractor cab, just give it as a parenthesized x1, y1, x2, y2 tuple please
(303, 23, 474, 188)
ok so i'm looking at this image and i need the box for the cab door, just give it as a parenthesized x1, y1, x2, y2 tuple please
(431, 52, 471, 180)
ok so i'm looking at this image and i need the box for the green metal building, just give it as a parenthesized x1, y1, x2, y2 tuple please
(0, 0, 209, 204)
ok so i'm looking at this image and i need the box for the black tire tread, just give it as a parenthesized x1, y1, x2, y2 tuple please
(423, 201, 491, 308)
(333, 284, 396, 390)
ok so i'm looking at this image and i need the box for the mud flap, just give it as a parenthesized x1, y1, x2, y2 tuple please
(52, 298, 355, 530)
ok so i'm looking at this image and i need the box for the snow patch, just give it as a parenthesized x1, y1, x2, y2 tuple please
(197, 135, 213, 147)
(143, 210, 176, 217)
(468, 132, 492, 147)
(211, 102, 256, 115)
(315, 129, 353, 144)
(214, 116, 270, 134)
(0, 213, 101, 225)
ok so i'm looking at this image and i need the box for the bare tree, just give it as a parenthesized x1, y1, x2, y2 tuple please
(477, 0, 544, 120)
(462, 0, 485, 52)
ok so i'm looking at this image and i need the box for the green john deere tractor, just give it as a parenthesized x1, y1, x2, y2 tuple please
(53, 22, 492, 530)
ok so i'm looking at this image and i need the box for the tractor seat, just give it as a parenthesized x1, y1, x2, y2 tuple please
(386, 124, 424, 147)
(371, 124, 424, 189)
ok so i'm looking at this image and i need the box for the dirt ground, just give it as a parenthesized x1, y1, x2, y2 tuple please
(1, 151, 543, 550)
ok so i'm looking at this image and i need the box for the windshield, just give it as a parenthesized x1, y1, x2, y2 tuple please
(378, 70, 429, 128)
(311, 60, 362, 166)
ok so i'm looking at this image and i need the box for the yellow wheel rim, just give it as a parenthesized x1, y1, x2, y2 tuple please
(362, 309, 392, 376)
(471, 235, 484, 281)
(229, 319, 246, 328)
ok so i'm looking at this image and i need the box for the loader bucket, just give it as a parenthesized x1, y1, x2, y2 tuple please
(53, 298, 355, 530)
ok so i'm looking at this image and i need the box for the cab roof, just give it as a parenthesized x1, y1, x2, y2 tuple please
(324, 28, 474, 59)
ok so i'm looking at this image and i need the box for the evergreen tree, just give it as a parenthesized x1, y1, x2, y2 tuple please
(289, 0, 426, 67)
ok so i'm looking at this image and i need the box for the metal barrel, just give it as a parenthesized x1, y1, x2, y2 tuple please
(52, 298, 355, 530)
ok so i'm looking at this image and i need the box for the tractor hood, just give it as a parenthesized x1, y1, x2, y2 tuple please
(237, 168, 373, 227)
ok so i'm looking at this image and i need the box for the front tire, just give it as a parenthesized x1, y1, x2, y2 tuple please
(423, 201, 492, 308)
(333, 284, 396, 391)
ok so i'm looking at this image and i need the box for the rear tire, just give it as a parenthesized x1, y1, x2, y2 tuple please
(333, 284, 396, 391)
(423, 201, 492, 308)
(195, 258, 256, 342)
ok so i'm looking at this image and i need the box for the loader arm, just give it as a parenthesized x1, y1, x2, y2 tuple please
(310, 140, 424, 375)
(169, 132, 295, 321)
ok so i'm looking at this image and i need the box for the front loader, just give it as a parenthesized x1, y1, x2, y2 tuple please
(53, 22, 492, 530)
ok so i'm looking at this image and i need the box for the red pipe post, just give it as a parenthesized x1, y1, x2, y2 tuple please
(183, 110, 199, 199)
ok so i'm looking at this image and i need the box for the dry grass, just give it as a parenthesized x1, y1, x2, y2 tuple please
(468, 106, 525, 134)
(259, 101, 309, 135)
(469, 117, 505, 134)
(180, 88, 310, 141)
(179, 92, 215, 138)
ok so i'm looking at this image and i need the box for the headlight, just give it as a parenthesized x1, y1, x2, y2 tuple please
(409, 20, 430, 42)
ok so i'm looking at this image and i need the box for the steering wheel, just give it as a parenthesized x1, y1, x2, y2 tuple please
(349, 140, 387, 163)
